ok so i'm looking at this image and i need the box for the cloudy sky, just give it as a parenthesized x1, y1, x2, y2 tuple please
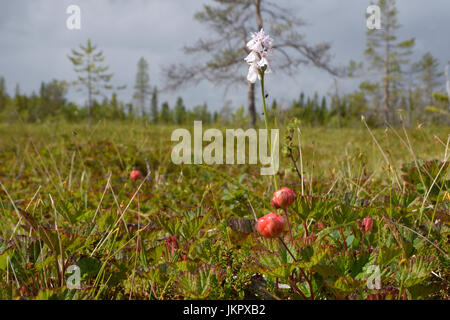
(0, 0, 449, 113)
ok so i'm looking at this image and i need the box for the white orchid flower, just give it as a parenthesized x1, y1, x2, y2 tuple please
(257, 57, 269, 69)
(244, 28, 273, 83)
(244, 51, 259, 64)
(247, 64, 259, 83)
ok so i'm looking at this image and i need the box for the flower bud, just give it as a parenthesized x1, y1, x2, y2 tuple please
(271, 187, 295, 210)
(256, 212, 286, 238)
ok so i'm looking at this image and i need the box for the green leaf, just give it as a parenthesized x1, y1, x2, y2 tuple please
(175, 261, 201, 273)
(346, 235, 355, 248)
(314, 264, 340, 278)
(176, 266, 222, 299)
(378, 246, 402, 266)
(180, 215, 208, 240)
(17, 208, 61, 255)
(154, 216, 182, 236)
(0, 249, 13, 271)
(333, 276, 363, 293)
(77, 256, 101, 279)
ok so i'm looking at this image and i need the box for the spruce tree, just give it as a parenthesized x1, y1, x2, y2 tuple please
(151, 86, 158, 124)
(365, 0, 415, 124)
(0, 77, 7, 112)
(160, 102, 171, 124)
(174, 97, 186, 125)
(133, 57, 151, 119)
(414, 52, 443, 105)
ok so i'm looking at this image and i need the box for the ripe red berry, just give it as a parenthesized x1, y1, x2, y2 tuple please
(362, 217, 373, 233)
(271, 187, 295, 210)
(130, 170, 142, 180)
(256, 212, 286, 238)
(358, 216, 374, 233)
(270, 199, 279, 209)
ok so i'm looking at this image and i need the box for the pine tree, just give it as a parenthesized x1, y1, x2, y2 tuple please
(0, 77, 7, 112)
(191, 103, 211, 123)
(39, 80, 68, 119)
(151, 86, 158, 124)
(126, 103, 134, 120)
(299, 92, 305, 108)
(365, 0, 415, 124)
(27, 92, 39, 123)
(319, 96, 327, 124)
(174, 97, 186, 125)
(14, 84, 25, 114)
(414, 52, 443, 105)
(111, 92, 122, 119)
(68, 39, 120, 128)
(160, 102, 171, 124)
(133, 57, 151, 119)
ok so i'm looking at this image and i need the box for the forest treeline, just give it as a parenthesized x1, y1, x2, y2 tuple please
(0, 68, 448, 128)
(0, 0, 449, 127)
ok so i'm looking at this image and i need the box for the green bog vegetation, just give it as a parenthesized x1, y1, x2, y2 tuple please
(0, 122, 448, 300)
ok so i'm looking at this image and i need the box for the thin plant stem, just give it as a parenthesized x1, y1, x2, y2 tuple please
(308, 270, 315, 300)
(289, 278, 308, 300)
(130, 185, 140, 299)
(361, 232, 365, 251)
(339, 228, 348, 252)
(278, 237, 296, 262)
(280, 237, 315, 300)
(303, 220, 309, 237)
(260, 72, 278, 190)
(283, 208, 294, 242)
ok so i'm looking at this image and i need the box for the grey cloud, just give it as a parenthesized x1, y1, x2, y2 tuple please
(0, 0, 449, 112)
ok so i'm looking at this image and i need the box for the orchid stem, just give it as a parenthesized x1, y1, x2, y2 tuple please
(260, 72, 278, 190)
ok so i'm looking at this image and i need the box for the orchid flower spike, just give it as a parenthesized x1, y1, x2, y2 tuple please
(244, 28, 273, 83)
